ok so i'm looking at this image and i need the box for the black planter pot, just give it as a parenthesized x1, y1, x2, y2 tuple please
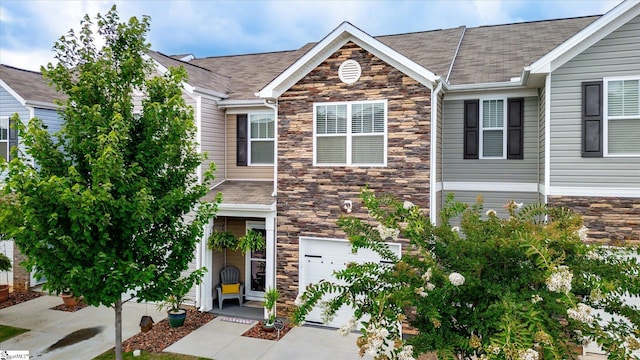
(167, 308, 187, 328)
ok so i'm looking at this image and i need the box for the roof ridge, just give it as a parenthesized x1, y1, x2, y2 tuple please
(151, 51, 219, 73)
(194, 47, 306, 61)
(0, 63, 43, 75)
(472, 14, 602, 29)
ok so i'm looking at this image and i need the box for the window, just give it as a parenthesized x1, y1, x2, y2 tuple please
(605, 77, 640, 155)
(464, 98, 523, 160)
(0, 117, 17, 162)
(249, 113, 274, 164)
(236, 113, 274, 166)
(481, 99, 506, 158)
(314, 100, 386, 166)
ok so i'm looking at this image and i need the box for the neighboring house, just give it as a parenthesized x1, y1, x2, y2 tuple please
(0, 64, 66, 290)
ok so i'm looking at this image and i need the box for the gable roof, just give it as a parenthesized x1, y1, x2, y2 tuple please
(529, 0, 640, 75)
(0, 64, 63, 107)
(258, 22, 441, 99)
(189, 44, 315, 100)
(147, 51, 231, 98)
(449, 16, 599, 85)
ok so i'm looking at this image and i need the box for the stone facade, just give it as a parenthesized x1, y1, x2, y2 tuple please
(13, 245, 29, 292)
(548, 196, 640, 244)
(276, 42, 432, 312)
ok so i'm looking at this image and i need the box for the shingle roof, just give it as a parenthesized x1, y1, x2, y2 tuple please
(187, 15, 600, 96)
(147, 51, 232, 96)
(189, 43, 315, 100)
(448, 16, 599, 85)
(0, 64, 63, 105)
(204, 180, 275, 206)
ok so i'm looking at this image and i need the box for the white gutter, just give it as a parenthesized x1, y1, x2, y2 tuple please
(448, 80, 525, 92)
(430, 78, 444, 225)
(218, 99, 265, 108)
(263, 99, 278, 197)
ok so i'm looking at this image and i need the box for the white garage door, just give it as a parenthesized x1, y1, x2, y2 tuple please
(299, 237, 401, 328)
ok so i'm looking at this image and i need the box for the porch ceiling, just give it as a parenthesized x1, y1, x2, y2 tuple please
(205, 180, 275, 206)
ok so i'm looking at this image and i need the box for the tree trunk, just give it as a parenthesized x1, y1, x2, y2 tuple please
(115, 299, 123, 360)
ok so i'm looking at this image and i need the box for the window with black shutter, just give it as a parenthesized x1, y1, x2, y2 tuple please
(507, 98, 524, 159)
(581, 81, 603, 157)
(463, 100, 479, 159)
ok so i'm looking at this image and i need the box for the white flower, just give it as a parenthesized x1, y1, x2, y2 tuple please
(515, 202, 524, 209)
(449, 272, 465, 286)
(531, 294, 543, 304)
(519, 348, 539, 360)
(398, 345, 415, 360)
(363, 325, 390, 356)
(376, 224, 400, 240)
(486, 209, 497, 217)
(319, 301, 335, 324)
(575, 226, 589, 242)
(422, 268, 433, 282)
(337, 317, 357, 336)
(451, 226, 460, 233)
(585, 249, 604, 261)
(403, 201, 415, 210)
(415, 287, 428, 297)
(425, 282, 435, 291)
(546, 266, 573, 294)
(294, 293, 305, 307)
(567, 303, 595, 323)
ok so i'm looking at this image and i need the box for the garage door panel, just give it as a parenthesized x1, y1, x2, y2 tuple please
(300, 237, 401, 328)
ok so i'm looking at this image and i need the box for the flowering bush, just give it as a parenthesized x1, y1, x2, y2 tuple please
(292, 189, 640, 360)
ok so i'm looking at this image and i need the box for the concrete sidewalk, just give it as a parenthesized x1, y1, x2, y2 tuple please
(0, 294, 166, 359)
(0, 294, 368, 360)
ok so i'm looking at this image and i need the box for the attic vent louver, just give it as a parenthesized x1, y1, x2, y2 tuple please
(338, 60, 361, 84)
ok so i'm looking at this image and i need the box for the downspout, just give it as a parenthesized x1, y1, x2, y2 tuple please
(430, 78, 444, 225)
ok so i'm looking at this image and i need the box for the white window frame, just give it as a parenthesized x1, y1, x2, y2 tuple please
(603, 75, 640, 157)
(479, 97, 507, 159)
(248, 112, 275, 165)
(313, 100, 388, 166)
(0, 116, 10, 162)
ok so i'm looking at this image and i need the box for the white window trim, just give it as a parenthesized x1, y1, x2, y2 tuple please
(247, 112, 275, 166)
(312, 99, 388, 167)
(479, 97, 507, 159)
(603, 75, 640, 158)
(0, 116, 9, 162)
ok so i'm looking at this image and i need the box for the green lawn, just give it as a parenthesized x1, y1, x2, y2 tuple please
(93, 350, 211, 360)
(0, 324, 29, 342)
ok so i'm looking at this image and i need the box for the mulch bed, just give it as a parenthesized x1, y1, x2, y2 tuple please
(123, 309, 215, 353)
(0, 291, 43, 310)
(50, 299, 89, 312)
(242, 321, 293, 341)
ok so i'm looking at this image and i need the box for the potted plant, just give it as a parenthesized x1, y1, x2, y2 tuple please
(157, 271, 205, 328)
(207, 230, 238, 252)
(0, 252, 12, 302)
(60, 289, 80, 306)
(263, 286, 279, 330)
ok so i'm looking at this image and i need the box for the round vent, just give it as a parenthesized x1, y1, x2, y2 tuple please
(338, 60, 361, 84)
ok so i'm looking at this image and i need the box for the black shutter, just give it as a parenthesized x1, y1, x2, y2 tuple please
(237, 114, 248, 166)
(582, 81, 603, 158)
(463, 100, 479, 159)
(507, 98, 524, 159)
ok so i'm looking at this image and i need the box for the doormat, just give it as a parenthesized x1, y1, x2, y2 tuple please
(244, 301, 263, 308)
(219, 316, 255, 324)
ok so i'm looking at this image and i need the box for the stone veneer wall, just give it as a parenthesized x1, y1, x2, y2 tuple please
(276, 41, 432, 314)
(548, 196, 640, 244)
(13, 246, 29, 292)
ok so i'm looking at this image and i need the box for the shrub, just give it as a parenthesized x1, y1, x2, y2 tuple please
(293, 189, 640, 360)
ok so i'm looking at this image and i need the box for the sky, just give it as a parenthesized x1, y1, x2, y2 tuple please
(0, 0, 624, 72)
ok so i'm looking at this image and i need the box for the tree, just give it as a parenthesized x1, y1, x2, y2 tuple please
(0, 6, 217, 359)
(293, 189, 640, 360)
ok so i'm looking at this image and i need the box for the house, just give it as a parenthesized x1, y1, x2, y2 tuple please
(1, 1, 637, 338)
(0, 64, 66, 290)
(179, 0, 639, 329)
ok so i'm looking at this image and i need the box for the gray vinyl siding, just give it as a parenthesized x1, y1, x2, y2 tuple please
(226, 113, 274, 180)
(442, 96, 539, 183)
(549, 15, 640, 188)
(200, 97, 225, 187)
(443, 190, 541, 219)
(0, 87, 29, 120)
(34, 108, 63, 134)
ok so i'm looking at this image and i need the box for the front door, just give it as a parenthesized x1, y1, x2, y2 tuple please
(245, 221, 266, 301)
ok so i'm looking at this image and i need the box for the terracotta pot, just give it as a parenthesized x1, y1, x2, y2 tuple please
(61, 293, 78, 307)
(0, 284, 9, 302)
